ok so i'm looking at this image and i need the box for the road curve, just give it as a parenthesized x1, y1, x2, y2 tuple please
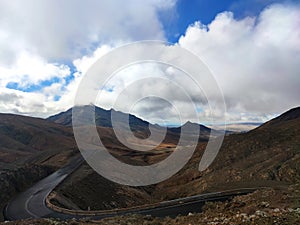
(4, 155, 84, 220)
(4, 155, 257, 221)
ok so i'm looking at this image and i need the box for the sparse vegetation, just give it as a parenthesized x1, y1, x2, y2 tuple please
(2, 187, 300, 224)
(50, 107, 300, 213)
(1, 106, 300, 224)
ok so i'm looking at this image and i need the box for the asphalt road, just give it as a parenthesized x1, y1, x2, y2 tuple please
(4, 155, 256, 221)
(4, 155, 84, 220)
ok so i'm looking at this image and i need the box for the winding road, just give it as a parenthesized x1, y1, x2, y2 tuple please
(4, 155, 256, 221)
(4, 156, 84, 220)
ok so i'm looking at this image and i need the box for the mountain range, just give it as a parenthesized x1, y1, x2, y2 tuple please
(0, 105, 299, 221)
(49, 106, 300, 211)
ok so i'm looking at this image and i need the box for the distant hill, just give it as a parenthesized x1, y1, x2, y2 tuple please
(48, 105, 149, 130)
(169, 121, 211, 135)
(210, 122, 262, 133)
(48, 105, 217, 142)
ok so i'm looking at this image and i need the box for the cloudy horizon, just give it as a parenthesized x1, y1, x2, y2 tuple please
(0, 0, 299, 125)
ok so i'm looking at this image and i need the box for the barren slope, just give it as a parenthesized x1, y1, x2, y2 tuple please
(52, 107, 300, 211)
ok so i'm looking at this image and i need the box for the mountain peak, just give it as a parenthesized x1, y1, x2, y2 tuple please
(182, 121, 194, 126)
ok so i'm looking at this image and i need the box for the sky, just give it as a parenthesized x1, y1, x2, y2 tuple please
(0, 0, 299, 125)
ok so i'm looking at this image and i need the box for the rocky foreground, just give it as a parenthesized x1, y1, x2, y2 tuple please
(2, 186, 300, 225)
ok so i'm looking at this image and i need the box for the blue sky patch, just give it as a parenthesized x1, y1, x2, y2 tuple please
(6, 77, 61, 92)
(162, 0, 294, 43)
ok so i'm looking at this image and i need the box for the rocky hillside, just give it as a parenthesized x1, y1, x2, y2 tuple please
(1, 106, 299, 223)
(3, 187, 300, 224)
(0, 113, 78, 170)
(0, 113, 80, 221)
(152, 106, 300, 200)
(52, 107, 300, 211)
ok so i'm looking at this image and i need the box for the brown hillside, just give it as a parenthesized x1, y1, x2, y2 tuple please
(53, 107, 300, 211)
(0, 113, 78, 169)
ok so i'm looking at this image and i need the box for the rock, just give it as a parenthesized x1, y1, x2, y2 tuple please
(260, 201, 270, 207)
(249, 214, 256, 220)
(213, 217, 219, 221)
(273, 208, 280, 213)
(255, 210, 268, 217)
(287, 208, 293, 212)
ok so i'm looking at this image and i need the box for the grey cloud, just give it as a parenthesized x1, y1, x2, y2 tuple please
(0, 92, 19, 103)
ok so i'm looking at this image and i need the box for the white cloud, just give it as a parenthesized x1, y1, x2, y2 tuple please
(73, 45, 114, 76)
(178, 3, 300, 121)
(89, 3, 300, 124)
(0, 51, 70, 88)
(0, 0, 175, 64)
(0, 0, 176, 117)
(0, 87, 52, 117)
(0, 2, 299, 125)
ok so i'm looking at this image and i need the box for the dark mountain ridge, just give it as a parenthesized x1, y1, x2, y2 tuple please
(48, 105, 150, 134)
(48, 105, 214, 140)
(264, 106, 300, 126)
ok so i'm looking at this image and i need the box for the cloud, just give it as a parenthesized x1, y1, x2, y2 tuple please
(0, 0, 176, 117)
(0, 2, 299, 125)
(0, 0, 175, 64)
(88, 3, 300, 124)
(0, 88, 50, 116)
(229, 0, 300, 18)
(178, 3, 300, 121)
(0, 51, 70, 88)
(73, 45, 114, 76)
(92, 61, 213, 125)
(91, 3, 300, 124)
